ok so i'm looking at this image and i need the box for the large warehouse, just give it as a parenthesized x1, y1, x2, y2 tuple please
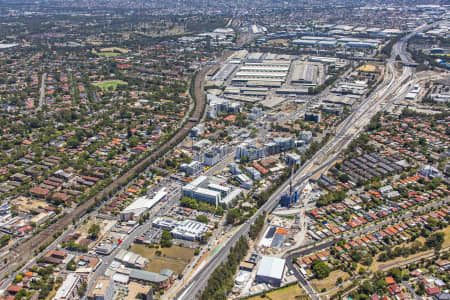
(120, 188, 167, 221)
(290, 62, 320, 85)
(232, 59, 292, 85)
(255, 256, 286, 287)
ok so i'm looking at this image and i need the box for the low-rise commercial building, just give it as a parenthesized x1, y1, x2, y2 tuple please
(171, 220, 208, 241)
(54, 274, 83, 300)
(255, 256, 286, 287)
(88, 277, 114, 300)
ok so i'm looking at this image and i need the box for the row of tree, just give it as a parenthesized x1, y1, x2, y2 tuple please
(199, 236, 249, 300)
(249, 214, 266, 240)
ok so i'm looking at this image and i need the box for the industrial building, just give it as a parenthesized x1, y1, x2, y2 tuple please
(236, 173, 253, 189)
(211, 63, 238, 82)
(181, 175, 242, 206)
(171, 220, 208, 241)
(120, 188, 167, 221)
(129, 268, 171, 290)
(255, 256, 286, 287)
(290, 62, 320, 86)
(232, 59, 292, 85)
(115, 249, 149, 269)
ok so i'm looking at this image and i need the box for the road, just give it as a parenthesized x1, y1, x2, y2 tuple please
(38, 72, 47, 109)
(175, 21, 439, 299)
(283, 22, 440, 299)
(0, 56, 211, 284)
(85, 191, 181, 295)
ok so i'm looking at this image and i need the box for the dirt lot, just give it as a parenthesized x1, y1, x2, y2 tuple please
(76, 217, 116, 243)
(311, 270, 350, 292)
(129, 244, 195, 274)
(12, 196, 47, 213)
(248, 284, 305, 300)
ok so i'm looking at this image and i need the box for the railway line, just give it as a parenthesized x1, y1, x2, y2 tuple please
(0, 63, 209, 279)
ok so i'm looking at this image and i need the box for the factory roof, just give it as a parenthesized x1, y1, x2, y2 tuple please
(122, 188, 167, 213)
(256, 256, 286, 280)
(129, 269, 168, 283)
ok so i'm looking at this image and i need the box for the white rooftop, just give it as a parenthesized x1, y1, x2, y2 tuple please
(122, 188, 167, 213)
(256, 256, 286, 280)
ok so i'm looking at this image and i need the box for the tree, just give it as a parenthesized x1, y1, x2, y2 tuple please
(226, 208, 241, 225)
(311, 259, 330, 279)
(0, 234, 11, 248)
(88, 223, 101, 239)
(196, 215, 208, 224)
(66, 259, 76, 271)
(77, 282, 87, 298)
(426, 232, 444, 250)
(160, 230, 173, 247)
(13, 274, 23, 284)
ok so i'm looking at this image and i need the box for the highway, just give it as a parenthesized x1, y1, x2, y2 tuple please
(281, 22, 439, 300)
(175, 21, 438, 299)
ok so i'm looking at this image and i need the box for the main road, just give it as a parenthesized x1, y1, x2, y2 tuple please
(282, 21, 438, 300)
(175, 21, 437, 299)
(0, 53, 213, 284)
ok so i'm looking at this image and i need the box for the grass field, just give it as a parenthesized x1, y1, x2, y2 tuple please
(370, 226, 450, 272)
(129, 244, 195, 274)
(97, 52, 120, 57)
(93, 80, 128, 91)
(248, 284, 305, 300)
(100, 47, 129, 53)
(311, 270, 350, 292)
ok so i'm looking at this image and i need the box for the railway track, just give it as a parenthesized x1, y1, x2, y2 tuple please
(3, 66, 209, 272)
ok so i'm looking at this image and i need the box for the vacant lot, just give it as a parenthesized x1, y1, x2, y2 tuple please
(267, 39, 289, 46)
(311, 270, 350, 292)
(129, 244, 195, 274)
(97, 52, 120, 57)
(248, 284, 305, 300)
(93, 80, 128, 91)
(370, 227, 450, 272)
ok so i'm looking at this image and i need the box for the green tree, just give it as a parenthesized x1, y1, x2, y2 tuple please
(88, 223, 101, 239)
(226, 208, 241, 225)
(160, 230, 173, 248)
(196, 215, 208, 224)
(426, 232, 444, 250)
(311, 259, 330, 279)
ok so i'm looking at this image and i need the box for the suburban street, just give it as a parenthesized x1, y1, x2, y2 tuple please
(175, 21, 437, 300)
